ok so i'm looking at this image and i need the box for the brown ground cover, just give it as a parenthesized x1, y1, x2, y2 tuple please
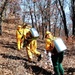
(0, 23, 75, 75)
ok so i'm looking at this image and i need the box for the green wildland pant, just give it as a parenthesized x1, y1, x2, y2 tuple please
(51, 51, 64, 75)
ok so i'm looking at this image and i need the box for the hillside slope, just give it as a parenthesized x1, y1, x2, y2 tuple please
(0, 23, 75, 75)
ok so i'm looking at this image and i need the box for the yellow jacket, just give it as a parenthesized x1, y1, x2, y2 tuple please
(45, 39, 53, 51)
(45, 36, 55, 52)
(23, 28, 37, 50)
(16, 28, 24, 39)
(23, 28, 30, 39)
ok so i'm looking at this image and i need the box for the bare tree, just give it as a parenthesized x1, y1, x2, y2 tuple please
(71, 0, 75, 36)
(58, 0, 68, 38)
(47, 0, 51, 31)
(33, 0, 37, 28)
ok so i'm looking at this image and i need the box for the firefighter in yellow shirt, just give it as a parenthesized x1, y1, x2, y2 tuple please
(45, 31, 64, 75)
(16, 25, 24, 50)
(23, 28, 41, 62)
(45, 31, 55, 53)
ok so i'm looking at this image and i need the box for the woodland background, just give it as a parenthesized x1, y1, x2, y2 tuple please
(0, 0, 75, 75)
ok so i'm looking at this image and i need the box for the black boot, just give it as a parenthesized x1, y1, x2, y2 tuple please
(37, 54, 41, 61)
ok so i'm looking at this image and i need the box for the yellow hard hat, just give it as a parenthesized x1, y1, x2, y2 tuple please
(18, 25, 22, 28)
(23, 22, 27, 25)
(46, 31, 51, 35)
(45, 31, 53, 39)
(22, 25, 27, 28)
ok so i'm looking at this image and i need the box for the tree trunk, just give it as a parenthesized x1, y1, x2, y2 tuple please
(29, 7, 34, 28)
(0, 17, 2, 35)
(47, 1, 51, 31)
(33, 2, 37, 29)
(42, 16, 44, 40)
(72, 0, 75, 35)
(22, 15, 25, 23)
(58, 0, 68, 38)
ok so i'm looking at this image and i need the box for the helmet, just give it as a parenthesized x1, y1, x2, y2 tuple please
(22, 23, 28, 28)
(45, 31, 52, 38)
(17, 25, 22, 30)
(46, 31, 51, 35)
(18, 25, 22, 28)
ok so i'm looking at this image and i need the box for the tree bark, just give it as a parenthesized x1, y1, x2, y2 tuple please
(29, 7, 34, 28)
(0, 16, 2, 35)
(58, 0, 68, 38)
(72, 0, 75, 35)
(33, 2, 37, 29)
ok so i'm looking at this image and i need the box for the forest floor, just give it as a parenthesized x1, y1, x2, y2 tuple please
(0, 23, 75, 75)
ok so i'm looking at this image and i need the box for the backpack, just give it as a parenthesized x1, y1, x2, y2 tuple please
(30, 28, 39, 39)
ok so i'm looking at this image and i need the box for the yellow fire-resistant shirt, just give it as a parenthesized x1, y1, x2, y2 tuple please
(45, 36, 55, 52)
(23, 28, 30, 39)
(16, 28, 24, 39)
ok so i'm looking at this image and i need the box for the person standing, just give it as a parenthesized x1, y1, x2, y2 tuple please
(16, 25, 24, 50)
(45, 31, 64, 75)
